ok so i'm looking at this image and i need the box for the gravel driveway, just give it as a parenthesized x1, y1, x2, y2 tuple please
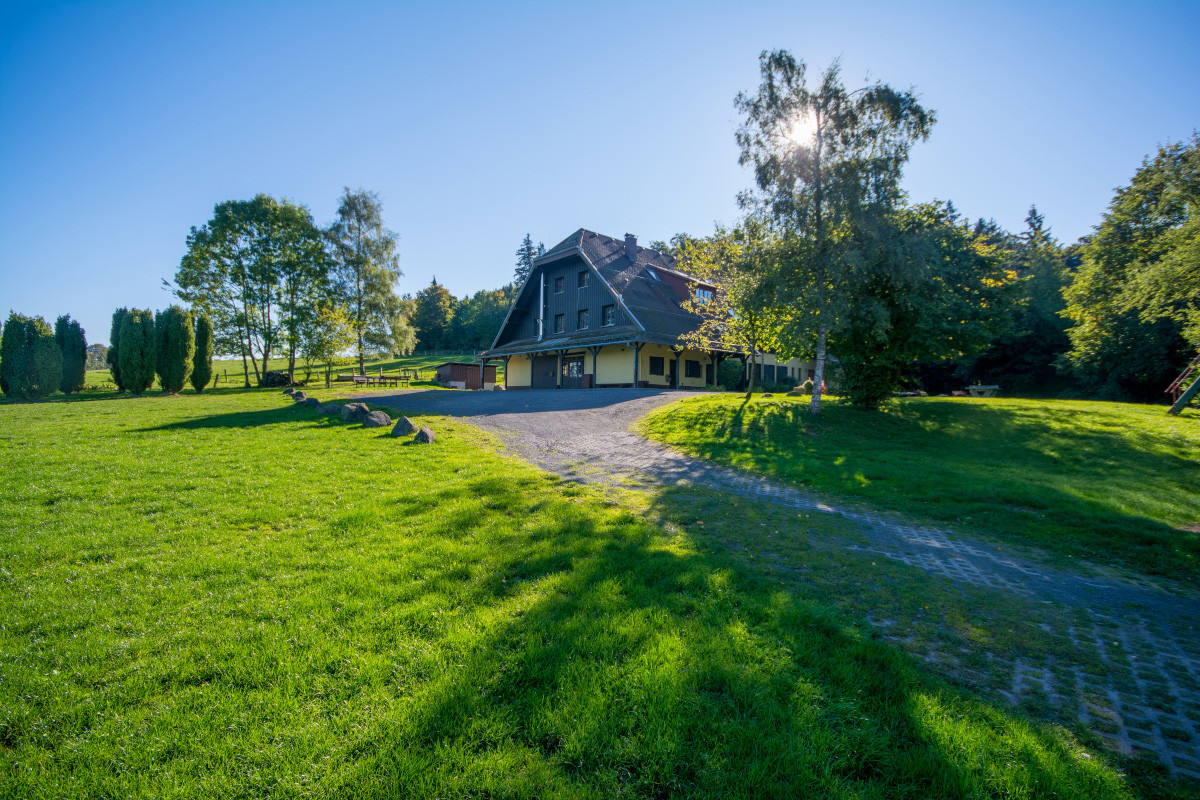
(367, 387, 1200, 780)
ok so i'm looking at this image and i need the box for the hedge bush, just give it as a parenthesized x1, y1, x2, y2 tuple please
(716, 358, 744, 391)
(155, 305, 194, 394)
(191, 313, 213, 393)
(0, 311, 28, 397)
(55, 315, 87, 394)
(107, 307, 129, 392)
(118, 310, 156, 396)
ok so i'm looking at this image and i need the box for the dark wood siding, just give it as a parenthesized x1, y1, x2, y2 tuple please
(499, 255, 631, 345)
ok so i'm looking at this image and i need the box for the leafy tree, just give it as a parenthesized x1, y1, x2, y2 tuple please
(830, 203, 1010, 408)
(736, 50, 934, 413)
(55, 315, 87, 394)
(1, 312, 28, 397)
(514, 234, 542, 285)
(1062, 136, 1196, 399)
(412, 278, 456, 351)
(155, 305, 195, 394)
(85, 343, 108, 371)
(299, 300, 354, 379)
(106, 307, 129, 392)
(452, 287, 512, 351)
(676, 219, 784, 395)
(192, 313, 214, 392)
(173, 195, 330, 386)
(326, 188, 402, 373)
(118, 310, 156, 396)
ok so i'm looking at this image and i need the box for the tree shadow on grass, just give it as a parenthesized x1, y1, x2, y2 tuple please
(324, 479, 1132, 800)
(134, 404, 343, 431)
(663, 398, 1200, 580)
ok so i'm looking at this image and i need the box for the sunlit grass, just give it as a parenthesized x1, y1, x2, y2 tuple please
(0, 389, 1140, 797)
(638, 395, 1200, 581)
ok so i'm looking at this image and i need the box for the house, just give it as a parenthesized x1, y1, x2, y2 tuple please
(478, 229, 813, 390)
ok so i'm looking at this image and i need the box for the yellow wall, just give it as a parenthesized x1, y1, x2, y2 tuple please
(507, 355, 531, 387)
(596, 347, 633, 385)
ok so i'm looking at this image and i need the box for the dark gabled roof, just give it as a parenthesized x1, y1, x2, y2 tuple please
(483, 229, 725, 357)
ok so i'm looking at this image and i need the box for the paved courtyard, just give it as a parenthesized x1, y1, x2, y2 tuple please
(370, 388, 1200, 780)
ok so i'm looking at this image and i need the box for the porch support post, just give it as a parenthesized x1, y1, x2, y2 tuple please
(671, 348, 682, 390)
(478, 358, 487, 391)
(589, 346, 601, 388)
(503, 356, 510, 390)
(556, 349, 565, 389)
(632, 342, 643, 388)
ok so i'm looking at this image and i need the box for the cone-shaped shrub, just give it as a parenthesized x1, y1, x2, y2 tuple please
(1, 311, 29, 397)
(107, 307, 129, 392)
(155, 305, 194, 394)
(118, 309, 156, 395)
(55, 315, 87, 394)
(191, 313, 213, 392)
(17, 316, 62, 399)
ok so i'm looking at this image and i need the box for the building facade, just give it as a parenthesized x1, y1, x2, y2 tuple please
(479, 229, 812, 390)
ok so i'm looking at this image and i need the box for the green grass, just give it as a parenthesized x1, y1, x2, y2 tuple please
(0, 388, 1146, 797)
(83, 352, 495, 392)
(638, 395, 1200, 582)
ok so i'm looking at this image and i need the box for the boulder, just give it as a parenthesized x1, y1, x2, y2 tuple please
(787, 387, 804, 397)
(493, 385, 505, 391)
(341, 402, 369, 422)
(761, 392, 772, 398)
(305, 397, 322, 408)
(391, 416, 417, 437)
(292, 391, 308, 403)
(283, 387, 295, 396)
(363, 410, 392, 428)
(413, 426, 436, 444)
(318, 405, 340, 415)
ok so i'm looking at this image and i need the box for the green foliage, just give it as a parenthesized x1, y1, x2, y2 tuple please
(451, 286, 512, 352)
(1, 315, 63, 400)
(174, 194, 334, 386)
(155, 305, 194, 394)
(1062, 136, 1197, 399)
(191, 313, 213, 392)
(118, 309, 156, 395)
(85, 342, 108, 371)
(412, 277, 456, 350)
(55, 315, 87, 395)
(106, 307, 129, 392)
(327, 187, 403, 372)
(736, 50, 935, 413)
(716, 358, 744, 391)
(513, 232, 541, 285)
(1, 311, 29, 397)
(831, 203, 1011, 409)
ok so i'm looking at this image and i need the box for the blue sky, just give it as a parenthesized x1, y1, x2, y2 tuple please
(2, 0, 1197, 347)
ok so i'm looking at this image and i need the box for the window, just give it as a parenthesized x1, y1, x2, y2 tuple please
(553, 314, 564, 334)
(685, 359, 701, 379)
(765, 365, 776, 383)
(577, 270, 588, 288)
(646, 268, 660, 281)
(649, 356, 665, 376)
(602, 304, 615, 326)
(563, 358, 584, 378)
(693, 287, 713, 305)
(577, 309, 589, 330)
(554, 276, 564, 293)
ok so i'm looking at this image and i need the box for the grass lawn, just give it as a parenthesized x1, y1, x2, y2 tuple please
(84, 352, 494, 392)
(0, 388, 1148, 798)
(638, 395, 1200, 582)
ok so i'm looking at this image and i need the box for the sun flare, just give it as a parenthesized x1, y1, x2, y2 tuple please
(782, 113, 818, 148)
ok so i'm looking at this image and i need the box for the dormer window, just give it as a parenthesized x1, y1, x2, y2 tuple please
(646, 268, 660, 281)
(693, 287, 713, 305)
(577, 270, 588, 288)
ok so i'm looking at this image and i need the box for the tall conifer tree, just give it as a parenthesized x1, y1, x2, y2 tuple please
(155, 305, 194, 394)
(192, 313, 214, 392)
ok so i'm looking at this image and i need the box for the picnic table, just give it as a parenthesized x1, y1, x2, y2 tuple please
(334, 369, 419, 389)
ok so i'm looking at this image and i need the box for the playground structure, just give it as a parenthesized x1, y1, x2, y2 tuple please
(1167, 352, 1200, 415)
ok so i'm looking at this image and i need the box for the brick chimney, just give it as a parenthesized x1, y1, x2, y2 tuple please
(624, 233, 637, 262)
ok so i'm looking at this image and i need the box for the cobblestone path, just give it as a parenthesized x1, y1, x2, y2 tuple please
(371, 389, 1200, 779)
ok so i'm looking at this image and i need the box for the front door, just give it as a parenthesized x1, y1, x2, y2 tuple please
(562, 356, 585, 390)
(531, 355, 558, 389)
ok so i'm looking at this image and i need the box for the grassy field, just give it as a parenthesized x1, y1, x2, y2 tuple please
(83, 352, 495, 391)
(639, 395, 1200, 582)
(0, 387, 1143, 798)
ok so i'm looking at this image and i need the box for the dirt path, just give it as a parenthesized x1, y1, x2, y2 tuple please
(369, 388, 1200, 780)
